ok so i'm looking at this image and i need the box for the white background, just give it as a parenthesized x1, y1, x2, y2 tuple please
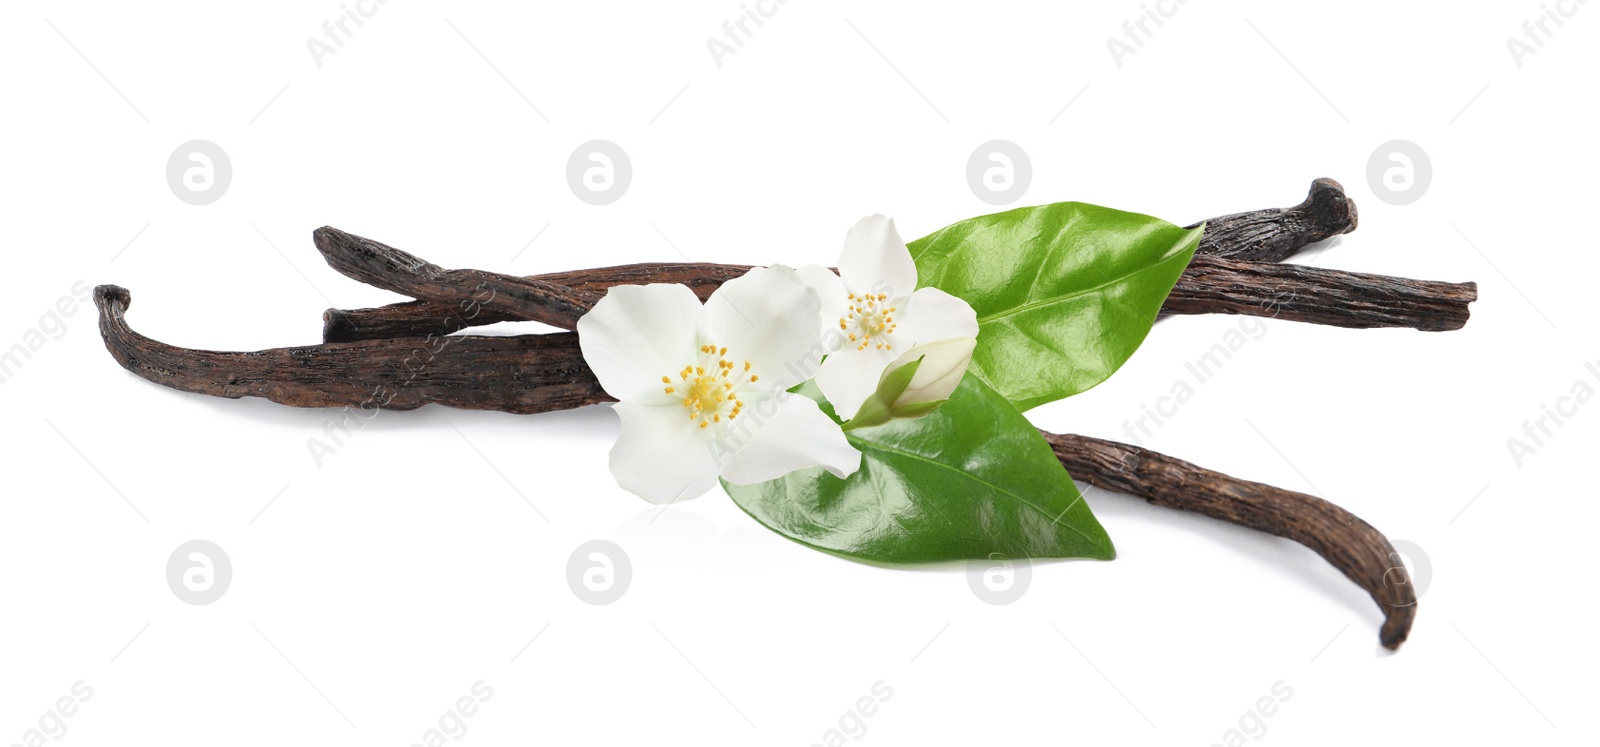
(2, 1, 1595, 745)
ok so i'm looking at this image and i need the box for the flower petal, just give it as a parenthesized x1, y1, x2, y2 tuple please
(608, 402, 720, 503)
(578, 284, 703, 405)
(813, 344, 896, 421)
(838, 214, 917, 299)
(720, 394, 861, 484)
(896, 287, 980, 346)
(797, 264, 850, 331)
(703, 264, 824, 391)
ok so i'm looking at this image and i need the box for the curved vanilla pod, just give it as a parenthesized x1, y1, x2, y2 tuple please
(1042, 431, 1416, 650)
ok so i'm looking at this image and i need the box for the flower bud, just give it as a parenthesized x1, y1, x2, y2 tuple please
(843, 337, 976, 431)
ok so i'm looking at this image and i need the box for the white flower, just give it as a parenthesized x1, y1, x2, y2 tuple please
(797, 215, 979, 420)
(843, 337, 977, 431)
(577, 265, 861, 504)
(882, 336, 976, 411)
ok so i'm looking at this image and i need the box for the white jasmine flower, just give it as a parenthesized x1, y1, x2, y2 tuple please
(797, 215, 979, 420)
(577, 265, 861, 503)
(845, 337, 978, 431)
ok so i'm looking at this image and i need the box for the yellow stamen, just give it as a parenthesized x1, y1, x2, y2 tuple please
(661, 340, 752, 435)
(839, 290, 898, 351)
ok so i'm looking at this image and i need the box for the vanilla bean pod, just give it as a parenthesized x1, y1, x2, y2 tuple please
(322, 262, 751, 342)
(1182, 177, 1358, 262)
(320, 179, 1357, 343)
(318, 224, 1471, 344)
(94, 285, 608, 414)
(1159, 255, 1476, 331)
(1043, 432, 1415, 649)
(321, 247, 1475, 341)
(93, 286, 1416, 649)
(311, 227, 601, 331)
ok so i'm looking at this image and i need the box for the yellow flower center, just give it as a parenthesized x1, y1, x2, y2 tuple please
(840, 292, 897, 352)
(660, 344, 759, 430)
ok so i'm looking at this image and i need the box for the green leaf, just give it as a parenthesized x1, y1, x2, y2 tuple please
(722, 376, 1113, 564)
(908, 202, 1203, 411)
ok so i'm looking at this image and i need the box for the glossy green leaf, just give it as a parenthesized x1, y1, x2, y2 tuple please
(908, 202, 1203, 411)
(722, 376, 1113, 564)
